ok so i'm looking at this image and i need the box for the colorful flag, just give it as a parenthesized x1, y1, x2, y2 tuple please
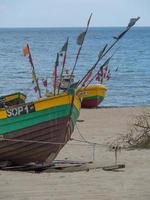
(96, 71, 103, 84)
(32, 71, 36, 82)
(102, 65, 109, 78)
(42, 79, 48, 88)
(59, 38, 69, 66)
(82, 69, 93, 85)
(113, 17, 140, 40)
(53, 53, 59, 78)
(113, 29, 128, 40)
(77, 31, 86, 45)
(53, 67, 58, 89)
(102, 66, 111, 80)
(98, 44, 108, 59)
(53, 53, 59, 90)
(55, 53, 59, 67)
(23, 46, 29, 57)
(106, 69, 111, 80)
(127, 17, 140, 29)
(96, 58, 111, 83)
(60, 39, 68, 52)
(34, 86, 38, 93)
(77, 14, 92, 46)
(53, 66, 57, 79)
(23, 43, 41, 98)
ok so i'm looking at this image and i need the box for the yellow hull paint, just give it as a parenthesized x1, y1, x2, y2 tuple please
(35, 93, 80, 112)
(77, 84, 107, 99)
(0, 93, 81, 120)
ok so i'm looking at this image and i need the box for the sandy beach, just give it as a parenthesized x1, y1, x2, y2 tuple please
(0, 107, 150, 200)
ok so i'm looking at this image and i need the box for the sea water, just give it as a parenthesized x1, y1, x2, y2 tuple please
(0, 27, 149, 106)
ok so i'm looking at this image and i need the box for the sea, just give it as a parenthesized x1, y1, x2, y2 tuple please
(0, 27, 150, 107)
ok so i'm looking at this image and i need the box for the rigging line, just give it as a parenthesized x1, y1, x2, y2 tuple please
(80, 46, 120, 93)
(74, 124, 107, 147)
(0, 137, 107, 148)
(75, 124, 87, 142)
(71, 138, 107, 148)
(77, 17, 140, 88)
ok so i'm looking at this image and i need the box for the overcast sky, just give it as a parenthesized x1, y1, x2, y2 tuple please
(0, 0, 149, 27)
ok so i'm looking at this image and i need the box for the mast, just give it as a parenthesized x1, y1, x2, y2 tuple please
(53, 53, 59, 96)
(77, 17, 140, 88)
(69, 13, 92, 85)
(23, 44, 42, 98)
(57, 37, 69, 94)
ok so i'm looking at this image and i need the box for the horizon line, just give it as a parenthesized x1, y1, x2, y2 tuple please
(0, 25, 149, 29)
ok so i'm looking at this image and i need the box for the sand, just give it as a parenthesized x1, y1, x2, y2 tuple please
(0, 107, 150, 200)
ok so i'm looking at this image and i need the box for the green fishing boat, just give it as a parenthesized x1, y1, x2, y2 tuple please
(0, 91, 81, 165)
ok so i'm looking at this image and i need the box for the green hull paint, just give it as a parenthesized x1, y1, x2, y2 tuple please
(0, 104, 79, 135)
(83, 95, 104, 101)
(71, 106, 80, 125)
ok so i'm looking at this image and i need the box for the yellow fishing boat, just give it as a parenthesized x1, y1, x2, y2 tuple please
(77, 84, 107, 108)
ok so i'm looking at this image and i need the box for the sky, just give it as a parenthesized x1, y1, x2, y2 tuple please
(0, 0, 149, 27)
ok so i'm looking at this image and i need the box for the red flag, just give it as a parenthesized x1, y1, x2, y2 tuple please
(53, 65, 58, 88)
(53, 65, 57, 78)
(53, 53, 59, 95)
(127, 17, 140, 29)
(77, 32, 86, 45)
(102, 65, 108, 78)
(23, 46, 29, 57)
(82, 70, 93, 85)
(96, 62, 111, 84)
(102, 65, 111, 80)
(96, 71, 103, 84)
(42, 79, 48, 87)
(34, 86, 38, 93)
(106, 69, 111, 80)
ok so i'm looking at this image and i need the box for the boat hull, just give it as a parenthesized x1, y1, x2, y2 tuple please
(81, 96, 104, 108)
(0, 94, 80, 165)
(77, 85, 107, 108)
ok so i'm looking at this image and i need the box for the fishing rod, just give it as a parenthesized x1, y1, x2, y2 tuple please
(57, 37, 69, 95)
(77, 17, 140, 88)
(69, 13, 92, 85)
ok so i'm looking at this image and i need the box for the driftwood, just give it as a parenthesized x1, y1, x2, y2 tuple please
(102, 164, 125, 171)
(108, 112, 150, 150)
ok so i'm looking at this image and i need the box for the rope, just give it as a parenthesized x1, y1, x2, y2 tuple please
(0, 122, 109, 163)
(71, 138, 107, 147)
(74, 124, 108, 147)
(0, 137, 99, 147)
(75, 124, 87, 142)
(0, 136, 108, 148)
(0, 127, 121, 163)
